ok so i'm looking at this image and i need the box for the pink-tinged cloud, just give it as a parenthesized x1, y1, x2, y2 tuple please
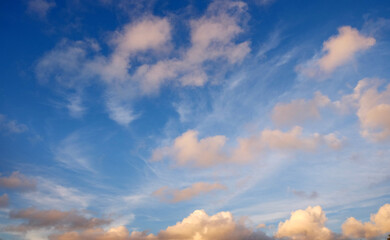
(50, 209, 272, 240)
(271, 92, 331, 127)
(0, 193, 9, 208)
(7, 208, 111, 232)
(299, 26, 375, 78)
(153, 182, 226, 203)
(153, 127, 343, 167)
(0, 172, 36, 192)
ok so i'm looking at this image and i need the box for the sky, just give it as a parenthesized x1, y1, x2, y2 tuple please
(0, 0, 390, 239)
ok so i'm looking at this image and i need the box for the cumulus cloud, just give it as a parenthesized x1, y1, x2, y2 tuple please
(0, 172, 36, 192)
(27, 0, 55, 18)
(271, 92, 331, 127)
(153, 182, 226, 203)
(50, 209, 272, 240)
(299, 26, 375, 78)
(354, 79, 390, 141)
(342, 203, 390, 239)
(275, 206, 333, 240)
(0, 193, 9, 207)
(135, 1, 250, 94)
(152, 127, 342, 167)
(151, 130, 227, 167)
(0, 114, 28, 134)
(7, 208, 111, 232)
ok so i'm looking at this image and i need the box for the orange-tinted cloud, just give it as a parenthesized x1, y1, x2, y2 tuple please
(153, 182, 226, 203)
(275, 206, 333, 240)
(0, 172, 36, 192)
(342, 203, 390, 239)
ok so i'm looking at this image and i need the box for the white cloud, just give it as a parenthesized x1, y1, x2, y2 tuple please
(0, 114, 28, 134)
(153, 182, 226, 203)
(55, 132, 96, 172)
(27, 0, 55, 18)
(275, 206, 333, 240)
(23, 178, 91, 210)
(342, 203, 390, 239)
(299, 26, 375, 78)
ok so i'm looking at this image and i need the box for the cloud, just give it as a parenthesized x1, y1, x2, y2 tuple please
(153, 182, 226, 203)
(23, 177, 92, 209)
(55, 132, 96, 172)
(299, 26, 375, 78)
(135, 1, 250, 94)
(49, 226, 130, 240)
(0, 172, 37, 192)
(275, 206, 333, 240)
(0, 114, 28, 134)
(35, 1, 250, 126)
(151, 130, 228, 167)
(290, 189, 319, 200)
(50, 209, 272, 240)
(27, 0, 55, 18)
(0, 193, 9, 208)
(152, 127, 342, 167)
(7, 208, 110, 232)
(271, 92, 331, 127)
(354, 79, 390, 142)
(342, 203, 390, 239)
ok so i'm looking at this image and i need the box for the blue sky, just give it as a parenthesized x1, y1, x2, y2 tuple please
(1, 0, 390, 239)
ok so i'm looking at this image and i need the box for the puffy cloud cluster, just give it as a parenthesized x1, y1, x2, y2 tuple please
(135, 1, 250, 94)
(299, 26, 375, 78)
(7, 207, 111, 232)
(271, 92, 331, 127)
(342, 204, 390, 239)
(353, 79, 390, 141)
(153, 182, 226, 203)
(275, 206, 333, 240)
(27, 0, 55, 18)
(152, 130, 227, 167)
(153, 127, 342, 167)
(50, 209, 272, 240)
(0, 172, 36, 192)
(35, 1, 250, 126)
